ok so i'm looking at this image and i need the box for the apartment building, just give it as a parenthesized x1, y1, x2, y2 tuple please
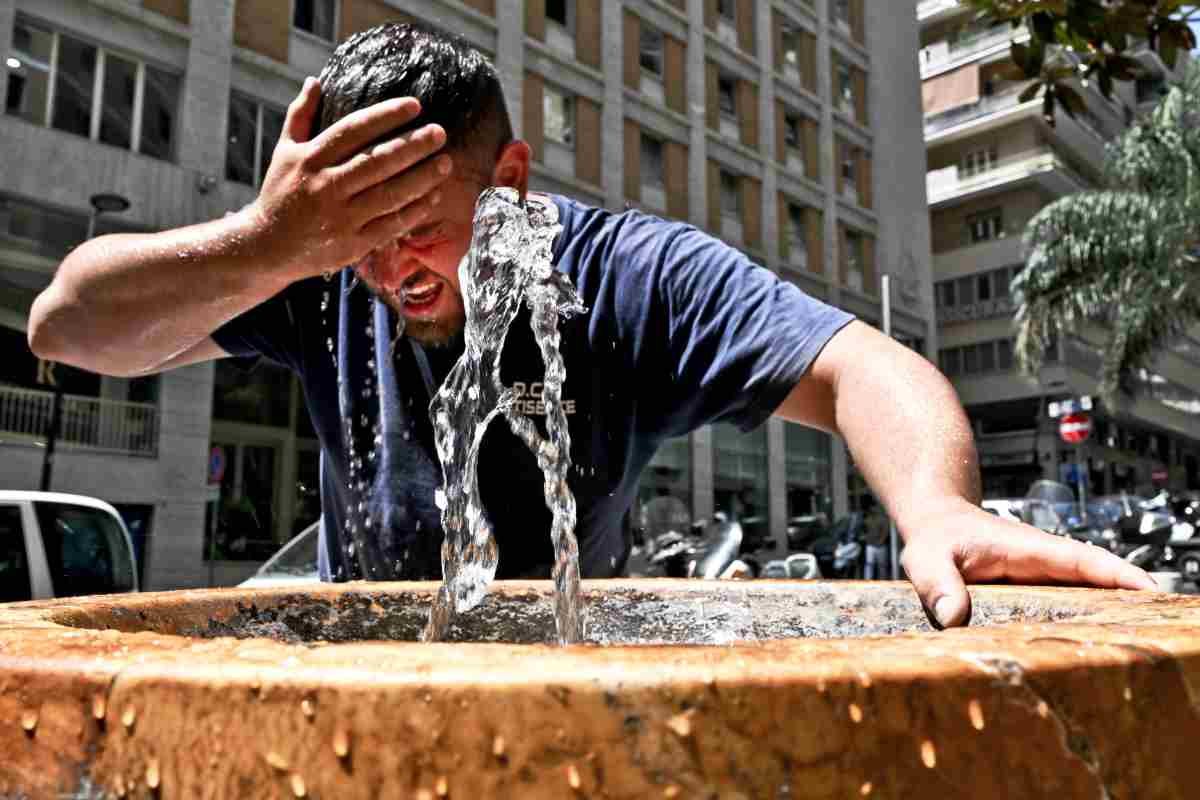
(918, 0, 1200, 499)
(0, 0, 932, 588)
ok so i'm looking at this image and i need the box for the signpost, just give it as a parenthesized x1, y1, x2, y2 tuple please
(1057, 409, 1092, 523)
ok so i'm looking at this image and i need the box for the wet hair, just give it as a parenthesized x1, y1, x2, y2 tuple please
(315, 22, 513, 169)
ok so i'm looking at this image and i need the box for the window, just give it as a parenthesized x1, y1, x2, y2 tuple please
(976, 272, 993, 302)
(997, 339, 1014, 371)
(962, 343, 980, 374)
(226, 94, 287, 186)
(6, 21, 180, 161)
(293, 0, 337, 41)
(780, 24, 800, 71)
(841, 141, 857, 198)
(0, 506, 32, 603)
(836, 58, 854, 115)
(35, 501, 136, 596)
(719, 170, 740, 218)
(832, 0, 852, 29)
(961, 145, 998, 177)
(979, 340, 997, 372)
(784, 113, 801, 149)
(940, 348, 962, 377)
(641, 133, 665, 188)
(717, 0, 737, 22)
(937, 280, 956, 309)
(787, 203, 807, 266)
(547, 0, 574, 30)
(640, 25, 664, 76)
(844, 228, 864, 291)
(543, 86, 574, 146)
(955, 275, 975, 307)
(967, 208, 1003, 244)
(717, 74, 737, 118)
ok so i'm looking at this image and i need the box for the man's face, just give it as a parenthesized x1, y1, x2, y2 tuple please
(353, 161, 491, 348)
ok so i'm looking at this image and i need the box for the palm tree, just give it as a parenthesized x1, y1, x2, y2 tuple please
(1013, 60, 1200, 403)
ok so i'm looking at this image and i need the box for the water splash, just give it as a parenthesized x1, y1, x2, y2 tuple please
(423, 188, 588, 644)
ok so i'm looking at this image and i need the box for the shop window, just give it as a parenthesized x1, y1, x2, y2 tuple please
(785, 422, 833, 524)
(714, 423, 770, 549)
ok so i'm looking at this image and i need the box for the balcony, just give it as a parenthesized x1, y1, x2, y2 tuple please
(917, 0, 965, 25)
(926, 148, 1088, 208)
(921, 25, 1029, 77)
(0, 385, 159, 457)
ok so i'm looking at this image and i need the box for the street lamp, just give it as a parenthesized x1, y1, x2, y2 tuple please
(39, 192, 131, 492)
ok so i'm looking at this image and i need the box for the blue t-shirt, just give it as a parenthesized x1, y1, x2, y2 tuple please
(212, 195, 853, 581)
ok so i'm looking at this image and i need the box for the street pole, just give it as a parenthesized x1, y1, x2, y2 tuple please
(1076, 443, 1088, 524)
(882, 274, 900, 579)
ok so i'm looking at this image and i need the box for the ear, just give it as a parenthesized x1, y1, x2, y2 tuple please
(491, 140, 531, 195)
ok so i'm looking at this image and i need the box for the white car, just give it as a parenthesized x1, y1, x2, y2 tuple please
(0, 491, 139, 601)
(239, 522, 321, 588)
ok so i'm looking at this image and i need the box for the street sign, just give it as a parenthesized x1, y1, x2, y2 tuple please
(1059, 412, 1092, 444)
(208, 446, 226, 485)
(1048, 395, 1093, 419)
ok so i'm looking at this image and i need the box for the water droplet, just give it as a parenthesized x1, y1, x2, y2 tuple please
(20, 709, 37, 733)
(435, 489, 448, 510)
(664, 787, 680, 799)
(435, 775, 449, 797)
(920, 740, 937, 769)
(566, 763, 581, 790)
(968, 699, 984, 730)
(265, 751, 289, 771)
(291, 773, 307, 797)
(666, 711, 693, 738)
(92, 694, 107, 721)
(1036, 700, 1049, 718)
(492, 735, 506, 757)
(145, 757, 160, 789)
(849, 703, 863, 723)
(301, 699, 315, 719)
(1124, 686, 1133, 702)
(323, 270, 334, 282)
(333, 728, 351, 759)
(122, 706, 136, 730)
(326, 338, 334, 353)
(860, 782, 873, 796)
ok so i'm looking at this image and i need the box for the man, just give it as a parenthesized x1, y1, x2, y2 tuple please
(28, 23, 1155, 628)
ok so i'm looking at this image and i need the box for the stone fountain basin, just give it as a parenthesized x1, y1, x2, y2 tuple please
(2, 580, 1199, 799)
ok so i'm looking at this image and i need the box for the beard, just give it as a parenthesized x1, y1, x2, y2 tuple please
(370, 278, 467, 349)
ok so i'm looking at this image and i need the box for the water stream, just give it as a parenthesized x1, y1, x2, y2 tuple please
(422, 188, 588, 645)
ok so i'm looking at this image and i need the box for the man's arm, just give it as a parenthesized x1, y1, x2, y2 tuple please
(28, 78, 451, 376)
(775, 321, 1156, 627)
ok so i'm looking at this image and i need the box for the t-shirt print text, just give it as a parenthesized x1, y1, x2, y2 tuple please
(511, 382, 577, 416)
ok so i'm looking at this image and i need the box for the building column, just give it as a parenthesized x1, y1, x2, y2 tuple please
(766, 417, 788, 548)
(691, 424, 715, 525)
(145, 361, 218, 589)
(179, 1, 235, 185)
(494, 0, 525, 138)
(831, 436, 850, 518)
(600, 0, 625, 211)
(757, 0, 780, 267)
(685, 0, 707, 229)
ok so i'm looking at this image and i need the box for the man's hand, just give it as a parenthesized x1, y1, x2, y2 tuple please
(899, 497, 1159, 629)
(249, 77, 453, 281)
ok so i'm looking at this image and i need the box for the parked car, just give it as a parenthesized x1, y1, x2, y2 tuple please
(239, 522, 321, 588)
(0, 491, 139, 601)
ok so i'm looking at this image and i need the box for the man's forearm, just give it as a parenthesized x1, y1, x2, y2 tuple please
(28, 207, 293, 376)
(832, 330, 982, 533)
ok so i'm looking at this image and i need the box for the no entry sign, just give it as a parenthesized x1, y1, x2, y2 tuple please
(1059, 412, 1092, 445)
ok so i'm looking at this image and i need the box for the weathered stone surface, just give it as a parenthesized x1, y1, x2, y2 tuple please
(1, 580, 1198, 798)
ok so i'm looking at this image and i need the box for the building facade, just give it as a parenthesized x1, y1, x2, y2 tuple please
(0, 0, 933, 588)
(918, 0, 1200, 500)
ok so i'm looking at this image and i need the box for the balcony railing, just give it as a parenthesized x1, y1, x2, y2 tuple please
(924, 84, 1032, 137)
(921, 24, 1027, 74)
(0, 385, 159, 457)
(926, 148, 1085, 205)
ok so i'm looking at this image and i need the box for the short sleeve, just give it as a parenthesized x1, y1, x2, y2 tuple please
(551, 198, 854, 435)
(210, 279, 317, 371)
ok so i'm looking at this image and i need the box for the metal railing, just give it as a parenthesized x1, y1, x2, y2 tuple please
(0, 385, 159, 457)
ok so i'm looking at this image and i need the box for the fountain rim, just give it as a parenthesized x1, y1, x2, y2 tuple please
(2, 580, 1197, 692)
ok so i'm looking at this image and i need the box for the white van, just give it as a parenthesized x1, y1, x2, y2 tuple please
(0, 491, 139, 601)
